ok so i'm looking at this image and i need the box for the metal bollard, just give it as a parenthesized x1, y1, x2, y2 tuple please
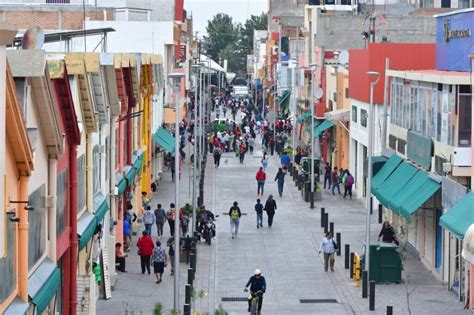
(362, 270, 368, 298)
(323, 213, 329, 233)
(370, 197, 373, 215)
(329, 222, 334, 235)
(294, 169, 299, 185)
(344, 244, 350, 269)
(320, 208, 325, 227)
(184, 304, 191, 315)
(350, 252, 355, 278)
(378, 204, 383, 224)
(185, 284, 192, 305)
(188, 268, 194, 286)
(369, 281, 375, 311)
(386, 306, 393, 315)
(190, 253, 196, 271)
(289, 163, 293, 176)
(336, 233, 341, 256)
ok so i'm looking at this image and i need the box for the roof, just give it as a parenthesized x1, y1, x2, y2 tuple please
(386, 69, 470, 85)
(433, 7, 474, 18)
(199, 55, 226, 73)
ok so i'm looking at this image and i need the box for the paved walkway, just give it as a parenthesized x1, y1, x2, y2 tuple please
(98, 109, 468, 314)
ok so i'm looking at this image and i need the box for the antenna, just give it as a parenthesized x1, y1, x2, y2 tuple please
(21, 25, 44, 49)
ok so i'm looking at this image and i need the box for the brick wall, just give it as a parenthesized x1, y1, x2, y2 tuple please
(0, 8, 114, 30)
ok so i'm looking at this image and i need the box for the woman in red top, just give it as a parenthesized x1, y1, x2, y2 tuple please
(137, 230, 155, 274)
(256, 167, 267, 196)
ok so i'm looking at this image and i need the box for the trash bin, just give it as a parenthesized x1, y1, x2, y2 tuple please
(368, 242, 402, 284)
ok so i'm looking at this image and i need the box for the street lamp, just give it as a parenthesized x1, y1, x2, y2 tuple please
(168, 71, 185, 312)
(190, 64, 202, 236)
(365, 71, 381, 278)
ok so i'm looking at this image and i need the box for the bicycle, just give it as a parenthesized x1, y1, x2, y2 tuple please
(244, 289, 263, 315)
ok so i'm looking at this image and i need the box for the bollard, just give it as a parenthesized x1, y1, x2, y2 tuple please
(344, 244, 350, 269)
(350, 252, 355, 278)
(369, 281, 375, 311)
(289, 163, 293, 176)
(362, 270, 368, 298)
(184, 304, 191, 315)
(323, 213, 329, 233)
(294, 169, 299, 185)
(336, 233, 341, 256)
(190, 253, 196, 271)
(309, 190, 314, 209)
(185, 284, 192, 305)
(378, 204, 383, 224)
(293, 166, 297, 180)
(320, 208, 325, 227)
(370, 197, 373, 215)
(386, 306, 393, 315)
(188, 268, 194, 286)
(329, 222, 334, 235)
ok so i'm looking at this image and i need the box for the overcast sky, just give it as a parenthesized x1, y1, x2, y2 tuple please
(185, 0, 268, 36)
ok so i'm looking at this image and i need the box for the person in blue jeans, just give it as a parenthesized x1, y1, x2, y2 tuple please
(255, 199, 263, 228)
(274, 168, 285, 197)
(280, 152, 290, 170)
(143, 206, 155, 236)
(331, 167, 341, 195)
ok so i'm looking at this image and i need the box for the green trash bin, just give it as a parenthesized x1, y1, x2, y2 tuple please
(368, 242, 402, 284)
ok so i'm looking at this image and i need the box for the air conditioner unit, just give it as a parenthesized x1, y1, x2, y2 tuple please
(442, 162, 452, 173)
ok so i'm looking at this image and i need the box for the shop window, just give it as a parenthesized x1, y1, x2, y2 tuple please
(361, 109, 368, 127)
(351, 105, 357, 123)
(28, 184, 46, 269)
(56, 170, 67, 236)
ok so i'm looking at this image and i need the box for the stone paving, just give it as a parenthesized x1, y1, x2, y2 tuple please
(98, 110, 469, 315)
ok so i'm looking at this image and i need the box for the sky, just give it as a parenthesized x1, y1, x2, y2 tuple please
(185, 0, 268, 36)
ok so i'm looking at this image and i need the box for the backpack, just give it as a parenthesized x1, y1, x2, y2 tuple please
(230, 207, 239, 220)
(346, 175, 354, 186)
(144, 211, 154, 224)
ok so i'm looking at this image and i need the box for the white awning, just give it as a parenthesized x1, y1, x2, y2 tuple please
(324, 108, 350, 122)
(462, 224, 474, 264)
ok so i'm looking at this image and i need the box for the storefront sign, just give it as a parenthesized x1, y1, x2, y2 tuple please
(407, 131, 433, 170)
(444, 20, 471, 42)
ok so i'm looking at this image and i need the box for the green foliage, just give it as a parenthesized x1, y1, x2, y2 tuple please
(153, 303, 163, 315)
(204, 12, 267, 74)
(214, 305, 228, 315)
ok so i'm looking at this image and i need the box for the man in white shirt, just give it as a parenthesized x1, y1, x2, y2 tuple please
(319, 232, 337, 272)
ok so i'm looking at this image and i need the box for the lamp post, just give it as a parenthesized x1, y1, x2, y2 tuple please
(309, 63, 318, 209)
(365, 71, 381, 278)
(190, 64, 202, 235)
(168, 72, 185, 312)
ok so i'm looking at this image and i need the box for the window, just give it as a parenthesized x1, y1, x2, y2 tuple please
(360, 109, 368, 127)
(14, 78, 27, 120)
(56, 170, 67, 236)
(441, 0, 451, 8)
(388, 135, 397, 150)
(397, 139, 406, 155)
(458, 87, 472, 147)
(351, 105, 357, 123)
(333, 92, 337, 102)
(93, 145, 101, 194)
(0, 220, 16, 302)
(345, 87, 349, 99)
(77, 155, 86, 212)
(328, 100, 333, 111)
(28, 185, 46, 269)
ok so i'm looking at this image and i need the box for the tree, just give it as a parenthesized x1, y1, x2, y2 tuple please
(204, 13, 238, 62)
(241, 13, 268, 57)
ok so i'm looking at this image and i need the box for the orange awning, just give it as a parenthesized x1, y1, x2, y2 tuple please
(164, 106, 186, 124)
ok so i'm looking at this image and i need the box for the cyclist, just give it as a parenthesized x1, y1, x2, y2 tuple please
(244, 269, 266, 312)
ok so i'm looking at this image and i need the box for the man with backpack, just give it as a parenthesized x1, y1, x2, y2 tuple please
(344, 170, 354, 199)
(143, 206, 155, 236)
(213, 146, 222, 168)
(229, 201, 242, 239)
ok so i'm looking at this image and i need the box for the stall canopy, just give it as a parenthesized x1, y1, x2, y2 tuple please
(324, 108, 350, 122)
(371, 154, 403, 191)
(28, 259, 61, 314)
(440, 193, 474, 240)
(296, 111, 311, 123)
(153, 127, 175, 153)
(313, 119, 334, 137)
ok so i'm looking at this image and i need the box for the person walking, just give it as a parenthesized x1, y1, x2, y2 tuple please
(154, 203, 166, 237)
(274, 168, 286, 197)
(378, 221, 399, 244)
(123, 219, 132, 252)
(213, 146, 222, 167)
(115, 243, 128, 272)
(143, 206, 155, 236)
(255, 198, 264, 228)
(261, 153, 269, 172)
(239, 142, 247, 163)
(244, 269, 266, 313)
(331, 167, 341, 195)
(248, 137, 255, 154)
(167, 203, 176, 236)
(344, 170, 354, 199)
(263, 195, 277, 228)
(152, 240, 167, 283)
(207, 133, 214, 153)
(167, 237, 176, 275)
(323, 164, 332, 189)
(255, 167, 266, 196)
(137, 231, 154, 274)
(229, 201, 242, 239)
(280, 151, 290, 171)
(319, 232, 337, 272)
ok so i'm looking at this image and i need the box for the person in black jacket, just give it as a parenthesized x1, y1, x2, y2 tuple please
(263, 195, 277, 228)
(378, 221, 398, 244)
(244, 269, 266, 312)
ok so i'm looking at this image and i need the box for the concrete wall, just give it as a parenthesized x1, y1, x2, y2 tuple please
(269, 0, 305, 32)
(315, 13, 437, 50)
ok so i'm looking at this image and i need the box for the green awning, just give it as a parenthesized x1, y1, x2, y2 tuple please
(440, 193, 474, 239)
(297, 111, 311, 123)
(115, 171, 127, 196)
(93, 193, 109, 223)
(124, 164, 136, 184)
(153, 127, 175, 153)
(305, 119, 323, 133)
(78, 212, 97, 251)
(398, 176, 440, 218)
(277, 91, 291, 105)
(373, 161, 418, 208)
(313, 119, 334, 137)
(371, 154, 403, 192)
(29, 260, 60, 314)
(133, 150, 144, 174)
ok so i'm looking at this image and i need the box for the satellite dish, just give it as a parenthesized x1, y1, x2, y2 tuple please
(314, 87, 323, 99)
(21, 25, 44, 50)
(339, 50, 349, 65)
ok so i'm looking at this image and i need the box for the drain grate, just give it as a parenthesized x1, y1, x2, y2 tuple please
(221, 297, 248, 302)
(222, 213, 247, 216)
(300, 299, 338, 304)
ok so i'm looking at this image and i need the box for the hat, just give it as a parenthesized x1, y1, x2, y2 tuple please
(254, 269, 261, 275)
